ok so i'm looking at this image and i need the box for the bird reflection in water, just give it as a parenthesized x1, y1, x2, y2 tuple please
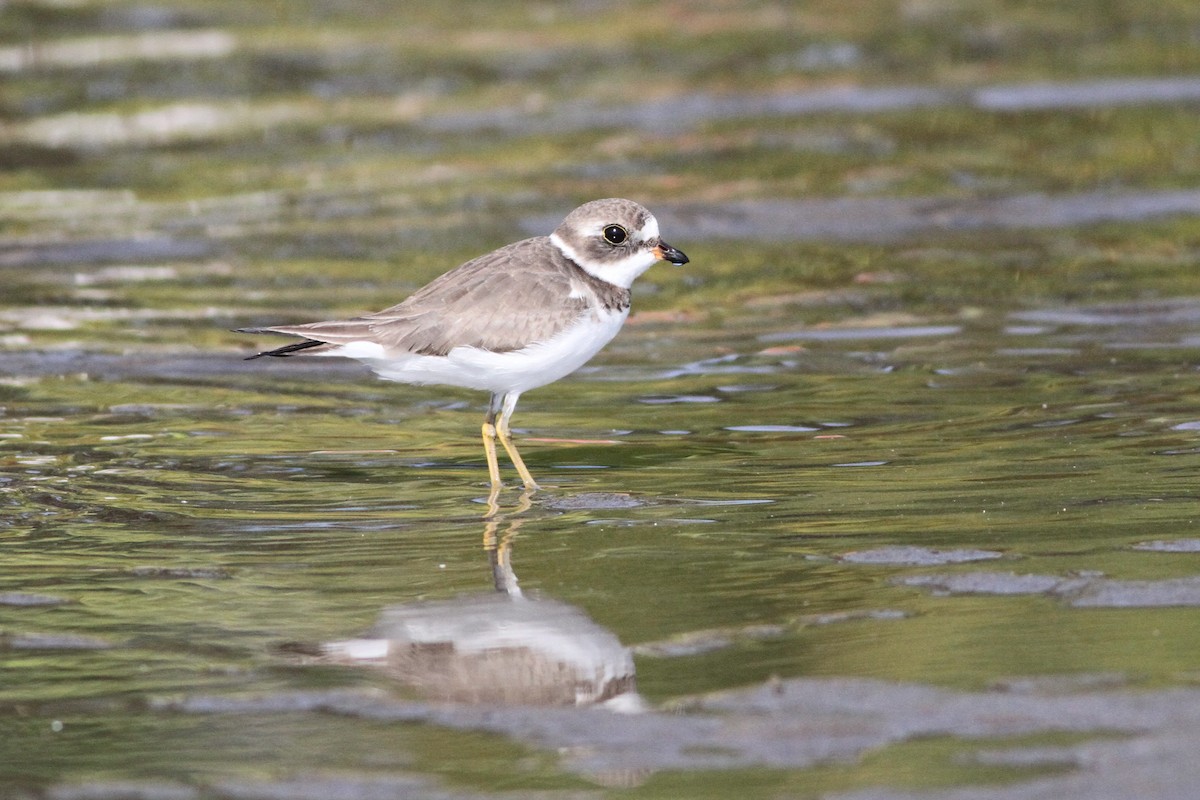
(319, 491, 642, 710)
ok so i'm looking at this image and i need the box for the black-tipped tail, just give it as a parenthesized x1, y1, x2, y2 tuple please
(235, 328, 327, 360)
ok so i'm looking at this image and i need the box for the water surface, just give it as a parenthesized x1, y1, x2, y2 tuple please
(5, 1, 1200, 798)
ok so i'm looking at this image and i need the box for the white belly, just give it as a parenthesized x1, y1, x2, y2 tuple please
(326, 307, 629, 396)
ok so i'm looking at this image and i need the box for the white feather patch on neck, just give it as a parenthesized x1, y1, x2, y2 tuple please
(550, 232, 659, 290)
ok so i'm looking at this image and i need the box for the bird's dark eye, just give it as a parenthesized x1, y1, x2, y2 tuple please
(602, 225, 628, 245)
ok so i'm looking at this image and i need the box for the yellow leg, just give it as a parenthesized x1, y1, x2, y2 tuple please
(482, 391, 539, 494)
(481, 421, 503, 489)
(497, 414, 539, 492)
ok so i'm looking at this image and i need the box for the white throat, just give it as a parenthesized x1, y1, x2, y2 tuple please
(550, 232, 659, 289)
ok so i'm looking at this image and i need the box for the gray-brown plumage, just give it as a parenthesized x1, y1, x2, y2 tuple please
(241, 237, 630, 358)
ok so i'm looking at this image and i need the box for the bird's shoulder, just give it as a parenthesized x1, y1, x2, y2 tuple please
(371, 237, 574, 319)
(367, 237, 596, 356)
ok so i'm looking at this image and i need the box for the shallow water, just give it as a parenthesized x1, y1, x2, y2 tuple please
(6, 1, 1200, 798)
(6, 300, 1200, 796)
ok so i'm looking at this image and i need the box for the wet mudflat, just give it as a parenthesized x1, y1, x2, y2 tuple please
(5, 1, 1200, 798)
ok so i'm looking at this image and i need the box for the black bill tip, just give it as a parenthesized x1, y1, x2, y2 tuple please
(655, 241, 689, 266)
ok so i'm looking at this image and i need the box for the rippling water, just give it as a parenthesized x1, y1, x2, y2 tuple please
(6, 301, 1200, 787)
(6, 1, 1200, 798)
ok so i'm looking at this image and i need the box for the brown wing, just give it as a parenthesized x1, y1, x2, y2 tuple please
(244, 237, 590, 357)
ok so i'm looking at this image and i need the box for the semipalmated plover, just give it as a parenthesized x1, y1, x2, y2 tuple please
(238, 198, 688, 492)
